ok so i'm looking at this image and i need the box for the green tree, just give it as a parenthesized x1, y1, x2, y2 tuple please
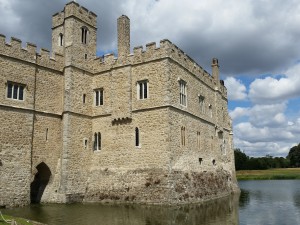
(287, 143, 300, 167)
(234, 148, 249, 170)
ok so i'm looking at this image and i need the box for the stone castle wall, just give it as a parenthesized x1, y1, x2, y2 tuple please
(0, 1, 238, 208)
(0, 34, 64, 207)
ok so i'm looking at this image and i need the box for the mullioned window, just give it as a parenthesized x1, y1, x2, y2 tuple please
(6, 81, 25, 101)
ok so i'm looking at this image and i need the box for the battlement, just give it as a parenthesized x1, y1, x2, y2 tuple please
(93, 38, 226, 95)
(0, 34, 64, 71)
(53, 1, 97, 29)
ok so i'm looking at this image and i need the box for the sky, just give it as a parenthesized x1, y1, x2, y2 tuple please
(0, 0, 299, 157)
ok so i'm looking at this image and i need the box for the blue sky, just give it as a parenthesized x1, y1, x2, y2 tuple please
(0, 0, 299, 157)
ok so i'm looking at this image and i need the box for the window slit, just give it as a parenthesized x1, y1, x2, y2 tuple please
(135, 127, 140, 147)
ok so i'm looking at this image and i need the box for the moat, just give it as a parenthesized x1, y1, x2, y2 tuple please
(2, 180, 300, 225)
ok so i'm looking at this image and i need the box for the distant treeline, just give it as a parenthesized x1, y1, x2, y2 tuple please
(234, 143, 300, 170)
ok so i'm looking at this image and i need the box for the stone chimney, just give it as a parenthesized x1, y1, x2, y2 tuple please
(117, 15, 130, 59)
(211, 58, 219, 82)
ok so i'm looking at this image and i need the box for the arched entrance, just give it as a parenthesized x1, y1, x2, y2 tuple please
(30, 162, 51, 203)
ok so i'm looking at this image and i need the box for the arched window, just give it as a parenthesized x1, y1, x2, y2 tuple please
(81, 27, 89, 44)
(93, 132, 101, 151)
(58, 33, 63, 46)
(135, 127, 140, 147)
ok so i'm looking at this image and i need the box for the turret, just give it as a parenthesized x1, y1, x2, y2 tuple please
(51, 1, 97, 64)
(117, 15, 130, 59)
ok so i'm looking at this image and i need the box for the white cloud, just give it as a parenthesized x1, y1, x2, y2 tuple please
(224, 77, 247, 101)
(234, 138, 292, 157)
(248, 103, 287, 127)
(249, 63, 300, 104)
(1, 0, 300, 75)
(229, 107, 249, 120)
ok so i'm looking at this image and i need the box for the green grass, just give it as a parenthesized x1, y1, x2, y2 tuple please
(0, 214, 38, 225)
(236, 168, 300, 180)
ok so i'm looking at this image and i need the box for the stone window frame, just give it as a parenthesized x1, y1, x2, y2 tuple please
(81, 26, 89, 44)
(179, 79, 187, 107)
(94, 88, 104, 106)
(6, 81, 26, 101)
(93, 132, 101, 151)
(137, 80, 149, 100)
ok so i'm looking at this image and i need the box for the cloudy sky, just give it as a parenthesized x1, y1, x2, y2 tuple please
(0, 0, 299, 157)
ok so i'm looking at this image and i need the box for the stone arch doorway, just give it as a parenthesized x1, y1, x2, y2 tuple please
(30, 162, 51, 203)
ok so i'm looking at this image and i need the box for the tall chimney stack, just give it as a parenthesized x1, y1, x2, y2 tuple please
(211, 58, 219, 82)
(117, 15, 130, 59)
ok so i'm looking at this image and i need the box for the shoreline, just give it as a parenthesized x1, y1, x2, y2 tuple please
(236, 168, 300, 180)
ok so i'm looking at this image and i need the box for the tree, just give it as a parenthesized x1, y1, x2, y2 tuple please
(287, 143, 300, 167)
(234, 149, 249, 170)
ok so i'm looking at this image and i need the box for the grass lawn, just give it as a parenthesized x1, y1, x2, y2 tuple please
(0, 213, 43, 225)
(236, 168, 300, 180)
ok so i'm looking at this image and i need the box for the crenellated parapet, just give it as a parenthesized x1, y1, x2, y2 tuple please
(37, 48, 64, 71)
(52, 1, 97, 29)
(92, 38, 227, 96)
(0, 34, 64, 71)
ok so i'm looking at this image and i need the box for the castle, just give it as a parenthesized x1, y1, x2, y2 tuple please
(0, 1, 238, 208)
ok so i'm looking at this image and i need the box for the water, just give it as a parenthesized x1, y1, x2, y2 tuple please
(239, 180, 300, 225)
(2, 180, 300, 225)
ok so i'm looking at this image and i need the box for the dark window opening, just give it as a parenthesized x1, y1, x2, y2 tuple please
(7, 82, 12, 98)
(135, 127, 140, 147)
(138, 80, 148, 99)
(81, 27, 88, 44)
(83, 94, 86, 104)
(93, 132, 101, 151)
(95, 89, 103, 106)
(46, 128, 48, 141)
(13, 85, 18, 99)
(212, 159, 216, 166)
(59, 33, 63, 46)
(199, 158, 203, 165)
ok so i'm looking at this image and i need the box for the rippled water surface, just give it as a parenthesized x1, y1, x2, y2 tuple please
(3, 180, 300, 225)
(239, 180, 300, 225)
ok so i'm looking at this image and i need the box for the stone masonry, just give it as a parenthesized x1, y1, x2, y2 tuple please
(0, 1, 239, 208)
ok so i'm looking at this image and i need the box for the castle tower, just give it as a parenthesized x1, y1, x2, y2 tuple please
(211, 58, 220, 82)
(51, 1, 97, 63)
(51, 1, 97, 196)
(117, 15, 130, 59)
